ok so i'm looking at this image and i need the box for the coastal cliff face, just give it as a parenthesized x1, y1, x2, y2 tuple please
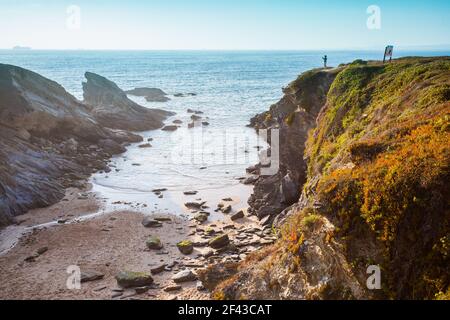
(216, 57, 450, 300)
(247, 68, 339, 223)
(83, 72, 174, 131)
(0, 65, 171, 227)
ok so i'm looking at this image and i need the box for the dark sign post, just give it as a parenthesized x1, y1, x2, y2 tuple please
(383, 45, 394, 63)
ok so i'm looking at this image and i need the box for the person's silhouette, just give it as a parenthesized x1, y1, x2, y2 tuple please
(322, 55, 328, 68)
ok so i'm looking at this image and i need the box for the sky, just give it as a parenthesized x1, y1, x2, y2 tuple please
(1, 0, 449, 50)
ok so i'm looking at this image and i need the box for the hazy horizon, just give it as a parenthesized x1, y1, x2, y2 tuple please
(4, 44, 450, 52)
(1, 0, 449, 51)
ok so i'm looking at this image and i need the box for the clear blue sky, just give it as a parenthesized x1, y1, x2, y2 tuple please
(1, 0, 449, 50)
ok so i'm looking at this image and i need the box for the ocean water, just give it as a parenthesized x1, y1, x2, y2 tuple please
(1, 50, 448, 218)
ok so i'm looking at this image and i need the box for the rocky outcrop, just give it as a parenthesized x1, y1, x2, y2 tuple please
(247, 68, 340, 223)
(217, 57, 450, 300)
(83, 72, 174, 131)
(0, 64, 145, 226)
(126, 87, 170, 102)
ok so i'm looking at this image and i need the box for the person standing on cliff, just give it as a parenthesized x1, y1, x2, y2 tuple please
(322, 55, 328, 68)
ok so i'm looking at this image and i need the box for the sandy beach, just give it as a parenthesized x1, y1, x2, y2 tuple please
(0, 185, 273, 300)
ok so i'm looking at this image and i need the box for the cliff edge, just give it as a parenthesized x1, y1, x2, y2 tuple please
(215, 57, 450, 300)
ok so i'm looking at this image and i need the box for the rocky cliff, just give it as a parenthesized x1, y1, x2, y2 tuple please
(83, 72, 174, 131)
(247, 68, 339, 224)
(215, 57, 450, 300)
(0, 65, 171, 227)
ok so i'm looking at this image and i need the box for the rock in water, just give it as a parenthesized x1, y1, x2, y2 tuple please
(177, 240, 194, 255)
(115, 271, 154, 288)
(161, 125, 178, 132)
(172, 270, 197, 283)
(231, 210, 245, 221)
(222, 205, 232, 214)
(125, 87, 170, 102)
(185, 201, 206, 209)
(209, 234, 230, 249)
(83, 72, 174, 131)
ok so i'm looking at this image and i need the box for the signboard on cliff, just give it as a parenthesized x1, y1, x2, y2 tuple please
(383, 45, 394, 63)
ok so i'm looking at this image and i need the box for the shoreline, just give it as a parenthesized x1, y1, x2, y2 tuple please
(0, 127, 269, 300)
(0, 59, 272, 300)
(0, 183, 273, 300)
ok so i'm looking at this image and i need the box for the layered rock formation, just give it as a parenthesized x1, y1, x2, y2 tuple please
(0, 65, 172, 226)
(216, 57, 450, 300)
(83, 72, 174, 131)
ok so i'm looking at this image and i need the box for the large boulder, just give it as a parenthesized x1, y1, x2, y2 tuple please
(177, 240, 194, 255)
(83, 72, 174, 131)
(115, 271, 154, 288)
(146, 236, 163, 250)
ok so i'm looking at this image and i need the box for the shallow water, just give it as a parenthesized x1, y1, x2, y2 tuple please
(90, 106, 263, 218)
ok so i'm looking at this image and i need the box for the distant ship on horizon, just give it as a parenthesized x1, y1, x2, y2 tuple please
(12, 46, 32, 50)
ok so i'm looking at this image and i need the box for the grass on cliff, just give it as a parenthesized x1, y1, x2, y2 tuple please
(215, 57, 449, 300)
(302, 57, 450, 299)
